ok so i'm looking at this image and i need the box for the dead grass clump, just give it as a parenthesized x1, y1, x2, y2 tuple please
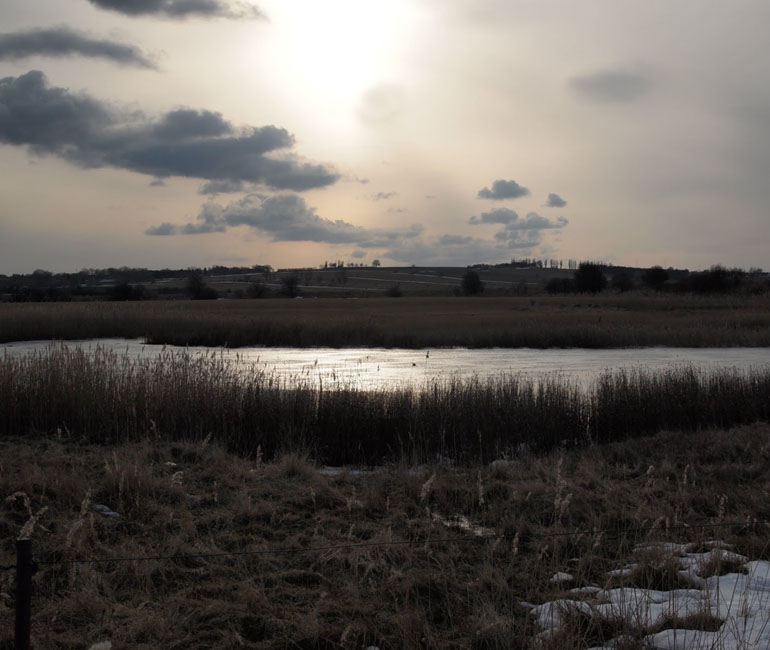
(2, 426, 770, 648)
(648, 610, 724, 635)
(541, 606, 634, 650)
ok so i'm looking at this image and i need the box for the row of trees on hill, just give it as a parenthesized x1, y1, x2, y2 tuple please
(546, 263, 765, 295)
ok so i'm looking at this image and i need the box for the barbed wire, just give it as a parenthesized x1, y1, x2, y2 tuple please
(28, 519, 760, 568)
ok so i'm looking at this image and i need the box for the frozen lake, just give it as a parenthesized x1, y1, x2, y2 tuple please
(4, 338, 770, 390)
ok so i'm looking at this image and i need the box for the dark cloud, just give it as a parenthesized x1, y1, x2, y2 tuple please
(373, 191, 396, 200)
(469, 209, 567, 251)
(351, 249, 366, 259)
(501, 212, 567, 232)
(385, 220, 569, 265)
(0, 71, 338, 190)
(469, 208, 518, 225)
(144, 222, 177, 235)
(180, 203, 227, 234)
(470, 209, 567, 232)
(439, 234, 472, 245)
(146, 193, 423, 247)
(199, 179, 246, 194)
(0, 27, 156, 68)
(492, 213, 567, 250)
(545, 192, 567, 208)
(569, 69, 649, 102)
(153, 109, 231, 139)
(493, 229, 543, 249)
(385, 237, 510, 266)
(477, 179, 530, 200)
(87, 0, 264, 19)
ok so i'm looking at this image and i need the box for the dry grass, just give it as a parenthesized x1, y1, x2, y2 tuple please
(2, 425, 770, 648)
(1, 346, 770, 466)
(2, 293, 770, 348)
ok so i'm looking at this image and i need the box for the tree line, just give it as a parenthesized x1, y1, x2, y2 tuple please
(546, 263, 767, 295)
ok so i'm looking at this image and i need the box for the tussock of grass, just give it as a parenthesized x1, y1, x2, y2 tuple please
(2, 426, 770, 648)
(1, 346, 769, 465)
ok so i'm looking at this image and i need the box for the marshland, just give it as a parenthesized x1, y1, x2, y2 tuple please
(4, 0, 770, 645)
(3, 282, 770, 648)
(2, 292, 770, 348)
(2, 335, 770, 648)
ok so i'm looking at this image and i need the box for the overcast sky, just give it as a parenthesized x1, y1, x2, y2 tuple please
(1, 0, 769, 273)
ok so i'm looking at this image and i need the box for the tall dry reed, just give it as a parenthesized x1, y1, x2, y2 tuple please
(1, 346, 769, 464)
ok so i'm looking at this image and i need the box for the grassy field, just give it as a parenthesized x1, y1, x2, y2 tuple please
(2, 426, 770, 649)
(148, 264, 573, 298)
(2, 293, 770, 348)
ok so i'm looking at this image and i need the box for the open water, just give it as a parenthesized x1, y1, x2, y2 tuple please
(3, 338, 770, 390)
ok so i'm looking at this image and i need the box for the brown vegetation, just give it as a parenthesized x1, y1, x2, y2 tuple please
(2, 293, 770, 348)
(1, 346, 769, 464)
(2, 425, 770, 649)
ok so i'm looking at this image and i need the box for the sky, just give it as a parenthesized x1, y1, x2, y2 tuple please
(1, 0, 769, 274)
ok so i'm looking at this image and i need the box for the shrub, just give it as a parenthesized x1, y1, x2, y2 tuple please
(641, 266, 668, 291)
(385, 283, 403, 297)
(546, 278, 575, 295)
(574, 263, 607, 293)
(461, 270, 484, 296)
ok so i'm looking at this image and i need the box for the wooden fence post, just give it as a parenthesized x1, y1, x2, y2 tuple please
(15, 539, 36, 650)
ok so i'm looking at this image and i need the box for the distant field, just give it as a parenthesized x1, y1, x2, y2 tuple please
(1, 293, 770, 348)
(180, 265, 573, 298)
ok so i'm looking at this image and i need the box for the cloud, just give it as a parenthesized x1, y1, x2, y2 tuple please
(477, 179, 530, 200)
(373, 191, 396, 200)
(493, 229, 543, 249)
(144, 222, 177, 235)
(0, 27, 157, 68)
(468, 209, 568, 252)
(386, 218, 569, 265)
(351, 249, 366, 259)
(545, 192, 567, 208)
(385, 237, 511, 266)
(569, 68, 650, 102)
(470, 209, 567, 232)
(490, 213, 568, 252)
(87, 0, 264, 19)
(199, 179, 246, 194)
(501, 212, 567, 232)
(469, 208, 518, 225)
(146, 193, 424, 247)
(0, 70, 338, 190)
(439, 234, 472, 245)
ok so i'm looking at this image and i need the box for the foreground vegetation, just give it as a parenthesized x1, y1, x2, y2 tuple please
(2, 426, 770, 649)
(1, 346, 770, 465)
(2, 293, 770, 348)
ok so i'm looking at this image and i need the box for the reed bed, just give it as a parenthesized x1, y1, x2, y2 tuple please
(2, 294, 770, 348)
(1, 345, 769, 465)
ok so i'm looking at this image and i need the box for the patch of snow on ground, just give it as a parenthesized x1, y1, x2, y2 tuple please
(531, 544, 770, 649)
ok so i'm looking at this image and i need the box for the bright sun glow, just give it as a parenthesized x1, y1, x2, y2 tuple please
(271, 0, 405, 103)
